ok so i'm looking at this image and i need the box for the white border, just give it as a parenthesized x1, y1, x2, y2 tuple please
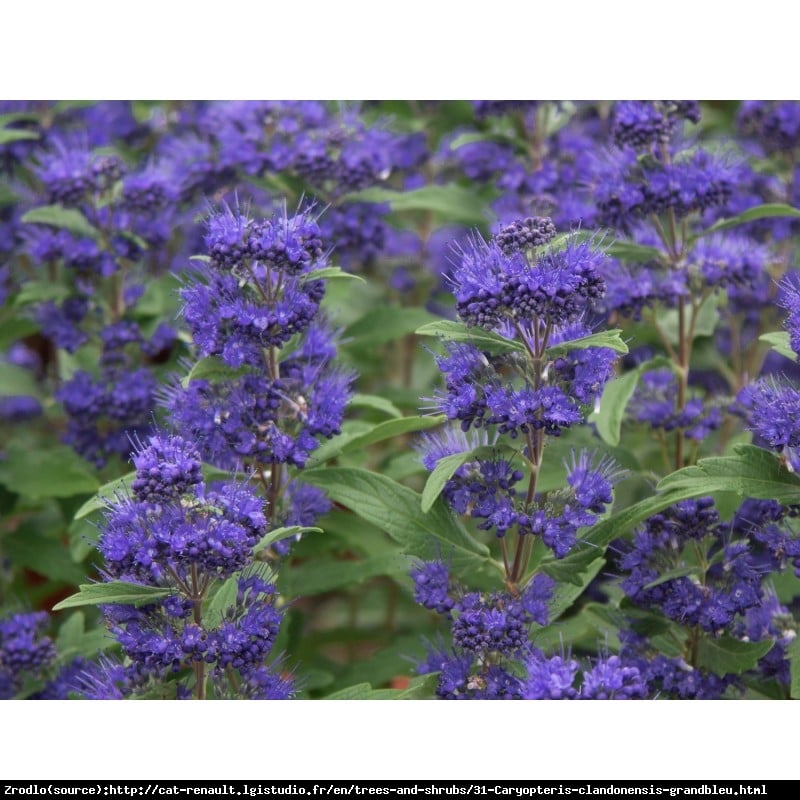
(2, 1, 799, 99)
(3, 700, 795, 780)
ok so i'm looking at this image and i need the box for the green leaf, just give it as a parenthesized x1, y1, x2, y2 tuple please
(301, 467, 500, 581)
(189, 254, 211, 263)
(73, 472, 133, 520)
(789, 637, 800, 699)
(68, 515, 98, 562)
(21, 205, 100, 240)
(322, 675, 437, 700)
(415, 320, 525, 355)
(448, 130, 521, 151)
(546, 558, 606, 621)
(0, 443, 99, 499)
(420, 444, 512, 513)
(760, 331, 796, 362)
(696, 635, 774, 676)
(605, 240, 665, 264)
(54, 612, 113, 662)
(4, 527, 86, 585)
(589, 356, 674, 446)
(13, 281, 72, 307)
(383, 451, 427, 481)
(73, 462, 233, 520)
(590, 370, 640, 447)
(338, 415, 444, 455)
(323, 682, 375, 700)
(203, 564, 273, 628)
(345, 306, 440, 346)
(0, 317, 38, 350)
(287, 552, 409, 597)
(52, 581, 175, 611)
(0, 112, 41, 127)
(545, 328, 628, 359)
(204, 577, 240, 628)
(701, 203, 800, 236)
(421, 452, 473, 513)
(348, 393, 403, 419)
(572, 230, 663, 264)
(392, 673, 439, 699)
(572, 485, 717, 555)
(301, 266, 366, 284)
(253, 525, 322, 553)
(643, 565, 701, 590)
(656, 444, 800, 505)
(658, 293, 720, 344)
(540, 546, 605, 587)
(181, 356, 254, 388)
(343, 184, 489, 225)
(0, 363, 41, 397)
(0, 128, 39, 145)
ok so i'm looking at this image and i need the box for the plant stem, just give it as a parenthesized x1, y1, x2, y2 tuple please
(508, 316, 550, 586)
(675, 297, 688, 470)
(268, 460, 282, 527)
(190, 563, 207, 700)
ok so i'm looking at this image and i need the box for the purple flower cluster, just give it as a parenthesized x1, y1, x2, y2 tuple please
(778, 277, 800, 358)
(91, 432, 292, 699)
(629, 369, 723, 441)
(183, 209, 327, 360)
(618, 632, 739, 699)
(412, 564, 556, 699)
(173, 207, 354, 476)
(0, 612, 56, 699)
(0, 395, 42, 423)
(610, 101, 701, 151)
(101, 458, 264, 585)
(738, 380, 800, 471)
(611, 495, 798, 695)
(494, 216, 557, 256)
(688, 234, 769, 291)
(432, 332, 615, 440)
(419, 637, 651, 700)
(472, 101, 539, 120)
(443, 104, 607, 232)
(737, 101, 800, 155)
(418, 420, 620, 556)
(55, 320, 174, 467)
(594, 149, 738, 231)
(34, 136, 125, 207)
(167, 327, 352, 472)
(450, 231, 606, 331)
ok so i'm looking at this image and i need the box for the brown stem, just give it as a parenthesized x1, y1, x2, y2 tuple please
(499, 537, 511, 576)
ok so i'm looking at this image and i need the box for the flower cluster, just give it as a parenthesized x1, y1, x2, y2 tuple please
(611, 496, 799, 697)
(91, 432, 292, 699)
(419, 429, 621, 558)
(171, 206, 354, 485)
(737, 101, 800, 155)
(450, 233, 605, 331)
(629, 368, 723, 442)
(610, 101, 701, 151)
(55, 321, 175, 467)
(413, 561, 556, 699)
(594, 149, 739, 232)
(738, 380, 800, 471)
(619, 498, 765, 633)
(0, 612, 57, 699)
